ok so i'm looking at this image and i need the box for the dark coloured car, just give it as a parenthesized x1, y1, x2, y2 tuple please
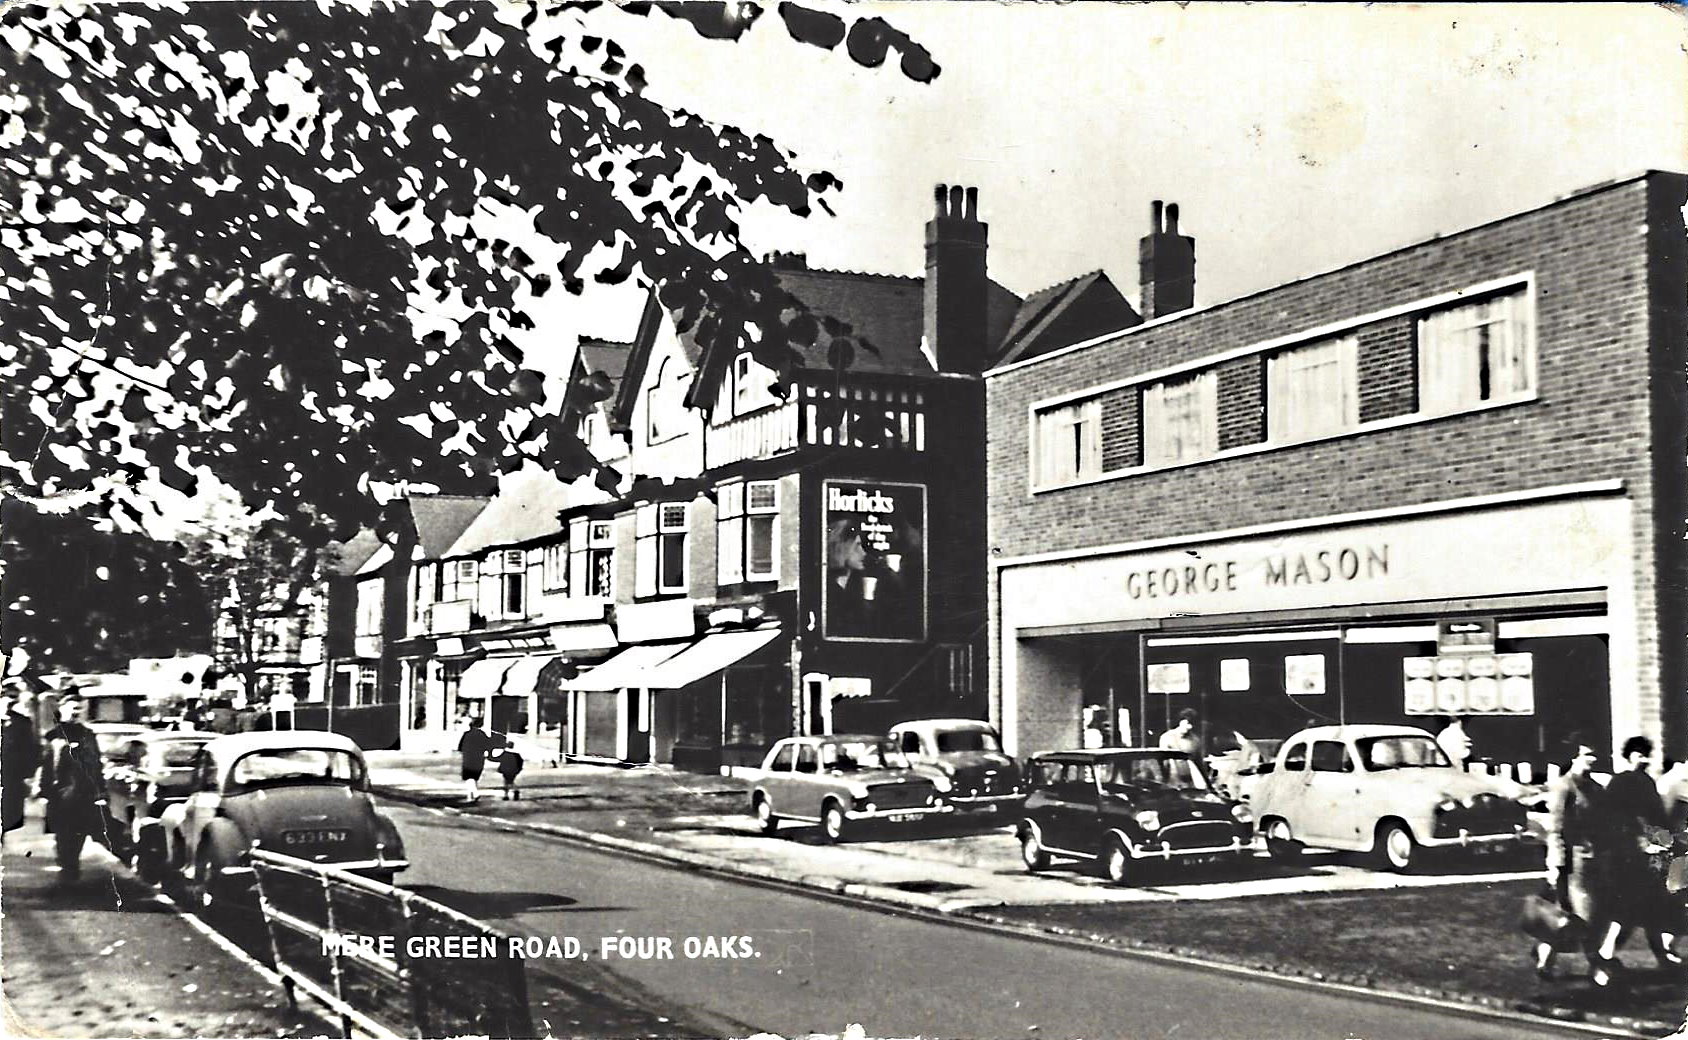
(104, 730, 216, 872)
(1015, 749, 1254, 885)
(157, 731, 408, 909)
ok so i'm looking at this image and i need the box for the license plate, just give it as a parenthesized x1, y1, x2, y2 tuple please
(887, 813, 921, 823)
(282, 828, 350, 846)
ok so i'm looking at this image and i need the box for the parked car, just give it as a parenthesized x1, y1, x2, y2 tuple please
(104, 730, 216, 874)
(1016, 749, 1254, 885)
(155, 731, 408, 909)
(888, 718, 1025, 813)
(1247, 724, 1531, 872)
(750, 734, 951, 843)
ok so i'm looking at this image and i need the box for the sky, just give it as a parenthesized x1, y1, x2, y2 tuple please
(547, 1, 1688, 348)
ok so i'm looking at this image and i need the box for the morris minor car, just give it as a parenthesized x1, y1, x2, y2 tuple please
(888, 718, 1025, 813)
(750, 734, 950, 843)
(158, 731, 408, 908)
(1247, 724, 1530, 872)
(1015, 749, 1254, 885)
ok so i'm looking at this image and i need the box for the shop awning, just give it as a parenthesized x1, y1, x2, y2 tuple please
(550, 623, 617, 653)
(499, 652, 562, 700)
(556, 643, 688, 692)
(641, 627, 782, 690)
(457, 656, 519, 700)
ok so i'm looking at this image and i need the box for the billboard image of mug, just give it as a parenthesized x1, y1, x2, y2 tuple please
(823, 480, 926, 641)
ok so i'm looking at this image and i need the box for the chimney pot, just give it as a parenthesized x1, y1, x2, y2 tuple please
(1166, 202, 1180, 235)
(1150, 200, 1163, 233)
(948, 185, 965, 218)
(934, 184, 948, 216)
(964, 187, 978, 220)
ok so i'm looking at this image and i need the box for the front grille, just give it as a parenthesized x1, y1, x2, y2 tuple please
(867, 783, 934, 811)
(1156, 820, 1239, 850)
(1434, 797, 1524, 839)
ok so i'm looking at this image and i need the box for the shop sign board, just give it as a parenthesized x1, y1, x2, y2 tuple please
(1436, 618, 1497, 655)
(822, 480, 927, 642)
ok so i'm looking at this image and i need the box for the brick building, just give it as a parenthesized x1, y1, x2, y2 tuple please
(985, 172, 1688, 771)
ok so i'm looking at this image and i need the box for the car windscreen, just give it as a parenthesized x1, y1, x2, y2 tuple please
(934, 730, 1001, 753)
(820, 740, 891, 771)
(1100, 753, 1210, 793)
(157, 741, 210, 767)
(1357, 735, 1452, 771)
(227, 748, 365, 791)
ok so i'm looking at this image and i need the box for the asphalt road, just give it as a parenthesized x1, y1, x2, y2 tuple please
(385, 801, 1592, 1040)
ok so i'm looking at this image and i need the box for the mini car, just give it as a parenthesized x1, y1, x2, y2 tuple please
(888, 718, 1025, 813)
(158, 731, 408, 909)
(104, 730, 215, 874)
(750, 734, 951, 842)
(1247, 724, 1531, 872)
(1015, 748, 1254, 885)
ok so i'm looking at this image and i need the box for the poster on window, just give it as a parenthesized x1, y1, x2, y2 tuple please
(822, 481, 926, 641)
(1146, 662, 1191, 694)
(1284, 654, 1326, 696)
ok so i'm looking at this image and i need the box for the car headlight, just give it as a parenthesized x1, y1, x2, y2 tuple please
(929, 774, 953, 793)
(1134, 810, 1161, 831)
(1230, 803, 1253, 824)
(1435, 797, 1460, 813)
(848, 784, 870, 800)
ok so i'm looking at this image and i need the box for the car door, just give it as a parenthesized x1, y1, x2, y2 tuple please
(1301, 740, 1356, 847)
(792, 743, 824, 815)
(762, 742, 797, 813)
(1264, 738, 1314, 840)
(1041, 762, 1092, 855)
(1315, 739, 1369, 849)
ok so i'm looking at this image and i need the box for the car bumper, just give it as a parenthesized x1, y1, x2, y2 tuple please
(1128, 835, 1255, 860)
(1421, 828, 1530, 850)
(947, 793, 1025, 811)
(847, 805, 952, 823)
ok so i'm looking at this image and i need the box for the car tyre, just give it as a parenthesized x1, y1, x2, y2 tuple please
(1019, 825, 1050, 872)
(1102, 837, 1132, 886)
(753, 794, 780, 836)
(820, 801, 846, 844)
(1376, 820, 1417, 873)
(1263, 818, 1301, 861)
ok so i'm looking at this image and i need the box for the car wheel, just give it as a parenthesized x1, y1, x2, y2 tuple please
(1019, 826, 1050, 872)
(1376, 820, 1417, 873)
(1102, 837, 1132, 886)
(753, 794, 780, 836)
(820, 801, 846, 844)
(1263, 818, 1300, 861)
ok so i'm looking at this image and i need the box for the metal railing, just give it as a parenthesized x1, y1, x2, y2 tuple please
(250, 849, 533, 1040)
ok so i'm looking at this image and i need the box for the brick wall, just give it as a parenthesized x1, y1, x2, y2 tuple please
(1215, 355, 1265, 450)
(1356, 318, 1416, 422)
(1099, 386, 1141, 471)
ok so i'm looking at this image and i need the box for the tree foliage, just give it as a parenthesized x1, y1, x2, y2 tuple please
(0, 0, 935, 544)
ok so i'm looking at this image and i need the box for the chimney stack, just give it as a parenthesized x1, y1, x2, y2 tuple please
(925, 183, 989, 374)
(1139, 199, 1195, 319)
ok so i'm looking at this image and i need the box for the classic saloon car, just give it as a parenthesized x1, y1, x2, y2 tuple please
(1247, 724, 1531, 871)
(750, 734, 950, 842)
(156, 731, 408, 907)
(105, 730, 215, 870)
(1016, 749, 1254, 885)
(888, 718, 1025, 813)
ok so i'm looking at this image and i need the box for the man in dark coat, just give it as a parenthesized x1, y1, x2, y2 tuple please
(457, 715, 493, 804)
(2, 683, 40, 836)
(40, 690, 108, 881)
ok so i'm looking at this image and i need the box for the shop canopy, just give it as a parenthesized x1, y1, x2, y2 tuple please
(555, 643, 688, 692)
(640, 628, 782, 690)
(456, 656, 519, 701)
(499, 652, 564, 701)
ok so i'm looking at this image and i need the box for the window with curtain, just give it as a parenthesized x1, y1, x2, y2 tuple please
(1032, 398, 1101, 487)
(636, 503, 689, 596)
(1268, 336, 1359, 442)
(1417, 291, 1533, 416)
(716, 481, 744, 585)
(541, 541, 568, 593)
(586, 522, 613, 597)
(1142, 371, 1218, 466)
(745, 481, 779, 580)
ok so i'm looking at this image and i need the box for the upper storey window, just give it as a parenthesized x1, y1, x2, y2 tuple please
(646, 358, 691, 445)
(1268, 336, 1358, 443)
(1142, 371, 1217, 467)
(1032, 399, 1101, 487)
(1417, 291, 1534, 416)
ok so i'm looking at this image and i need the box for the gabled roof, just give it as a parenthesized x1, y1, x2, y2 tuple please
(323, 530, 382, 577)
(441, 467, 577, 558)
(577, 339, 630, 383)
(994, 270, 1140, 367)
(404, 495, 491, 559)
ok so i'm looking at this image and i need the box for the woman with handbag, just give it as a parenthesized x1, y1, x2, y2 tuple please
(1535, 739, 1621, 986)
(1603, 735, 1684, 968)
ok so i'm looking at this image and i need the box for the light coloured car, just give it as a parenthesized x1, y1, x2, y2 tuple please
(104, 730, 216, 877)
(750, 734, 950, 842)
(1248, 724, 1530, 872)
(158, 731, 408, 909)
(888, 718, 1025, 814)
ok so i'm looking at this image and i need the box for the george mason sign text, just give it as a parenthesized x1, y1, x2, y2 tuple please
(1124, 544, 1390, 601)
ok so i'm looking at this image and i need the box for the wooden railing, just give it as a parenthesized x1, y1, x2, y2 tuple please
(707, 384, 927, 465)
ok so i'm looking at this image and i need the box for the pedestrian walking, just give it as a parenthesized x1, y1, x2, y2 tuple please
(1158, 709, 1200, 755)
(457, 715, 493, 804)
(1434, 715, 1472, 769)
(1536, 737, 1622, 986)
(1602, 735, 1683, 968)
(2, 684, 40, 836)
(496, 739, 525, 800)
(39, 691, 109, 882)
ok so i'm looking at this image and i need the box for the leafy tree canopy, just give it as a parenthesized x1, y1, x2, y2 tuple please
(0, 0, 935, 546)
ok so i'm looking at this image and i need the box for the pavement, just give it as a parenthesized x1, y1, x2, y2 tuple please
(0, 807, 330, 1040)
(364, 750, 1543, 914)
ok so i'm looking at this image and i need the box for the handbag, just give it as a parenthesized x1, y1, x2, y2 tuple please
(1519, 886, 1584, 947)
